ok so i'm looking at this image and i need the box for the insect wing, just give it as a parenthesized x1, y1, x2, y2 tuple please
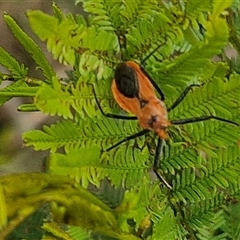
(114, 62, 139, 98)
(112, 61, 157, 116)
(126, 61, 156, 102)
(111, 80, 141, 115)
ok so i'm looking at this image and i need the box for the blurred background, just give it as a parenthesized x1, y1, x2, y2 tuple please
(0, 0, 80, 175)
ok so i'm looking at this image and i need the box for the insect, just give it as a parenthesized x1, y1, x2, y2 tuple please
(92, 57, 239, 189)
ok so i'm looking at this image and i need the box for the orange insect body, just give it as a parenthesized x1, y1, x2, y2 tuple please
(111, 61, 171, 139)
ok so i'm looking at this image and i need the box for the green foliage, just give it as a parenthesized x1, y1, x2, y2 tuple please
(0, 173, 139, 240)
(0, 0, 240, 239)
(0, 46, 28, 79)
(4, 13, 55, 80)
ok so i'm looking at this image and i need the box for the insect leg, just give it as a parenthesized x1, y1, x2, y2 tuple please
(171, 116, 239, 126)
(89, 84, 137, 120)
(167, 84, 202, 112)
(148, 75, 165, 101)
(105, 129, 150, 151)
(139, 67, 165, 100)
(153, 138, 172, 189)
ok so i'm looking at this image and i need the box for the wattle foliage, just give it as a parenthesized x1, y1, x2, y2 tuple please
(0, 0, 240, 239)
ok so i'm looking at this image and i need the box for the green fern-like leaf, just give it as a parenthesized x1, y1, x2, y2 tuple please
(66, 225, 92, 240)
(221, 201, 240, 239)
(0, 173, 141, 240)
(27, 9, 119, 80)
(2, 1, 240, 239)
(148, 10, 230, 98)
(0, 47, 28, 79)
(160, 75, 240, 185)
(4, 13, 55, 80)
(34, 78, 74, 119)
(0, 81, 38, 106)
(23, 117, 150, 188)
(152, 207, 185, 240)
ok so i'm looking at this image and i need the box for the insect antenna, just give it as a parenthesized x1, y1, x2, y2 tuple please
(140, 67, 165, 100)
(141, 41, 166, 65)
(138, 40, 167, 101)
